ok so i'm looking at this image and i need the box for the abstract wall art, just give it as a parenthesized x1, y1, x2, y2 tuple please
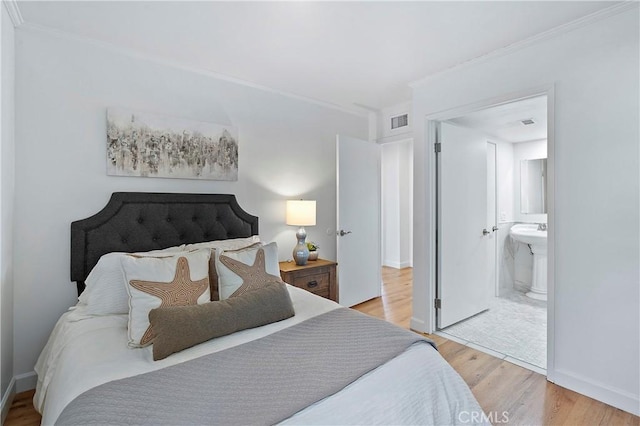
(107, 108, 238, 181)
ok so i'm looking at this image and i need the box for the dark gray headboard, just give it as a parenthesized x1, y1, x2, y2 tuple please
(71, 192, 258, 295)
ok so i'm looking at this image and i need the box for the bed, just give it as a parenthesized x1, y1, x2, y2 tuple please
(34, 192, 487, 425)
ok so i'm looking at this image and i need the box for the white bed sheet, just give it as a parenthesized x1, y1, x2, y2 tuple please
(35, 285, 487, 425)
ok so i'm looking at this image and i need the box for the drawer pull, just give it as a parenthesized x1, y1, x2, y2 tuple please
(307, 280, 318, 288)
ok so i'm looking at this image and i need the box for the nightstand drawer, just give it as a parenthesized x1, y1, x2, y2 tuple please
(291, 272, 330, 297)
(279, 259, 338, 302)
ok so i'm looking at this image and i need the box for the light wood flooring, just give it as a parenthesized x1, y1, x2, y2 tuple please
(357, 267, 639, 426)
(4, 267, 639, 425)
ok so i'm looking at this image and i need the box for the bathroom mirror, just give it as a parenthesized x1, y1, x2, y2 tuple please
(520, 158, 547, 214)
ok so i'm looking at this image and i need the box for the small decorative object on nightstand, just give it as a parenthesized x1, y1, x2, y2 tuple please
(279, 259, 337, 302)
(306, 242, 319, 261)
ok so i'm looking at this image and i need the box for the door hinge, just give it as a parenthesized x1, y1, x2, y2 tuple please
(434, 298, 441, 309)
(434, 143, 441, 153)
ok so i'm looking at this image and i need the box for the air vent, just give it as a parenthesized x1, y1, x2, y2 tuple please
(391, 114, 409, 129)
(521, 118, 535, 125)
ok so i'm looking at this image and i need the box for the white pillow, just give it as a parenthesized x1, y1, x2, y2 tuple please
(215, 242, 281, 300)
(122, 249, 211, 347)
(79, 245, 186, 315)
(79, 238, 259, 315)
(183, 235, 260, 251)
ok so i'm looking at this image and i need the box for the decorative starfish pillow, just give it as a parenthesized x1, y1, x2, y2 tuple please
(216, 242, 282, 300)
(182, 236, 261, 301)
(122, 249, 211, 347)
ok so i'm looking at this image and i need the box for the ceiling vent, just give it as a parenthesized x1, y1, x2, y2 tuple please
(391, 114, 409, 129)
(521, 118, 536, 126)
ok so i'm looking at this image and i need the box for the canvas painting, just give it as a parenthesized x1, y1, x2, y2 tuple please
(107, 108, 238, 181)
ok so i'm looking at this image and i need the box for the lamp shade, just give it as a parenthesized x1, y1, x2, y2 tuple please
(286, 200, 316, 226)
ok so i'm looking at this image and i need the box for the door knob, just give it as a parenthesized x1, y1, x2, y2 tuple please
(492, 226, 499, 232)
(482, 229, 490, 236)
(338, 230, 352, 237)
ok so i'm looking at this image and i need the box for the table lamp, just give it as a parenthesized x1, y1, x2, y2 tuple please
(286, 200, 316, 265)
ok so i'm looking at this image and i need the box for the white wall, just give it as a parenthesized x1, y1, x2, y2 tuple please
(0, 2, 16, 408)
(382, 143, 400, 266)
(398, 141, 413, 267)
(13, 27, 367, 383)
(496, 140, 514, 223)
(513, 139, 547, 223)
(495, 140, 515, 294)
(412, 7, 639, 414)
(381, 140, 413, 269)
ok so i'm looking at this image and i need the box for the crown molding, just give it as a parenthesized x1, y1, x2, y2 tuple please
(410, 1, 639, 88)
(3, 0, 24, 27)
(17, 21, 368, 118)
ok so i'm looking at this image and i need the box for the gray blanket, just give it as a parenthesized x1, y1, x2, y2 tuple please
(56, 308, 435, 425)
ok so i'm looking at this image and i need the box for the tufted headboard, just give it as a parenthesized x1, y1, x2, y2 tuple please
(71, 192, 258, 295)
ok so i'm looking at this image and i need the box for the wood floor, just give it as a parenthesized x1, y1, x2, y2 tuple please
(357, 267, 639, 426)
(5, 267, 639, 425)
(4, 390, 38, 426)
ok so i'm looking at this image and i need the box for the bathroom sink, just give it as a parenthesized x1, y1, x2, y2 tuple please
(510, 224, 547, 247)
(510, 224, 548, 301)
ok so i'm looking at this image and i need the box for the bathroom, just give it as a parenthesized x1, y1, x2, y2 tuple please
(438, 95, 548, 374)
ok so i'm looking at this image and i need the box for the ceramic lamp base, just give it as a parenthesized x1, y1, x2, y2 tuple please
(292, 226, 309, 265)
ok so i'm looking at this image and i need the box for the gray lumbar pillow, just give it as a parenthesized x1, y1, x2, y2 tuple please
(149, 281, 295, 361)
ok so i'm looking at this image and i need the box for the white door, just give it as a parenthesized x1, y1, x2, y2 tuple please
(437, 122, 491, 328)
(337, 134, 381, 307)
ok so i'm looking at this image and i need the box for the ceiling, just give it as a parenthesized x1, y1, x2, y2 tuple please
(17, 1, 615, 113)
(448, 96, 547, 143)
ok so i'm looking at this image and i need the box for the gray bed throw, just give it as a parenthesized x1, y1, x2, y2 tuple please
(56, 308, 435, 425)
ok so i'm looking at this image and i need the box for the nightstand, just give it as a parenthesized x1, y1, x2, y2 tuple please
(279, 259, 337, 302)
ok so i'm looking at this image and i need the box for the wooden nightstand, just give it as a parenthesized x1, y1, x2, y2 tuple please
(279, 259, 337, 302)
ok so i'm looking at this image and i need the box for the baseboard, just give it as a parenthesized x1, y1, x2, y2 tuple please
(14, 371, 37, 393)
(554, 368, 640, 416)
(383, 260, 412, 269)
(410, 317, 427, 333)
(382, 260, 401, 269)
(1, 377, 16, 424)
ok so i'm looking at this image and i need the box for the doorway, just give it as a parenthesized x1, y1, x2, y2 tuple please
(434, 95, 549, 373)
(379, 139, 414, 324)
